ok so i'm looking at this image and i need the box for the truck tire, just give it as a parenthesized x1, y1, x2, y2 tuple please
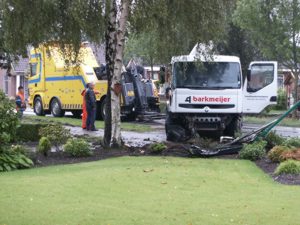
(51, 98, 65, 117)
(224, 117, 242, 137)
(165, 112, 190, 142)
(34, 97, 45, 116)
(96, 98, 106, 120)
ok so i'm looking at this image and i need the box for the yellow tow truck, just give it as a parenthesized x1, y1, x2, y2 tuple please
(28, 43, 160, 119)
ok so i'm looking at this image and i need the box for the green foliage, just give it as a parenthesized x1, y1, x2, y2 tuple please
(131, 1, 232, 64)
(38, 137, 52, 156)
(10, 144, 27, 155)
(0, 147, 33, 172)
(39, 124, 71, 147)
(265, 131, 284, 148)
(282, 137, 300, 148)
(275, 160, 300, 175)
(64, 138, 92, 157)
(233, 0, 300, 106)
(150, 143, 167, 153)
(1, 0, 105, 56)
(0, 90, 19, 149)
(239, 141, 267, 161)
(274, 89, 287, 110)
(16, 123, 46, 142)
(267, 145, 290, 163)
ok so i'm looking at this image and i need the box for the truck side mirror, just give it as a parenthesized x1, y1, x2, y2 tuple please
(246, 69, 251, 82)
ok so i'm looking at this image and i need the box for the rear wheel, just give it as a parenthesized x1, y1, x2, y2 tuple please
(34, 97, 45, 116)
(51, 98, 65, 117)
(100, 98, 106, 120)
(96, 97, 107, 120)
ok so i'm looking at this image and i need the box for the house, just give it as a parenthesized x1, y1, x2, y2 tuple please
(277, 65, 300, 108)
(144, 66, 161, 80)
(0, 56, 29, 99)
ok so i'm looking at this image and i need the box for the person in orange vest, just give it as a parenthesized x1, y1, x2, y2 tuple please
(15, 86, 26, 118)
(81, 83, 89, 129)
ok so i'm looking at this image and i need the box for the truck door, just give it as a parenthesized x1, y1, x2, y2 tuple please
(28, 53, 45, 93)
(242, 61, 278, 113)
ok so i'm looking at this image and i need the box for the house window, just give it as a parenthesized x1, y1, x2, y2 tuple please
(4, 74, 9, 95)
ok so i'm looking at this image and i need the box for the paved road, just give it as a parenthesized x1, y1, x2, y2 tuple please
(25, 109, 300, 142)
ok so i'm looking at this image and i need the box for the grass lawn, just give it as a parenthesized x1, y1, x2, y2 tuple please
(1, 157, 300, 225)
(23, 115, 153, 132)
(244, 115, 300, 128)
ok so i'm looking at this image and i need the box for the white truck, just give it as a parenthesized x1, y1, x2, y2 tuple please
(165, 45, 278, 141)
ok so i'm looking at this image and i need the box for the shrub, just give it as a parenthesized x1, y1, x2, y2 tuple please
(150, 143, 167, 153)
(265, 131, 284, 148)
(64, 138, 92, 157)
(274, 89, 287, 110)
(0, 90, 19, 150)
(239, 140, 267, 161)
(282, 137, 300, 148)
(39, 124, 71, 148)
(267, 145, 290, 162)
(38, 137, 52, 156)
(16, 123, 47, 142)
(275, 160, 300, 175)
(10, 145, 28, 154)
(279, 149, 300, 162)
(0, 147, 33, 172)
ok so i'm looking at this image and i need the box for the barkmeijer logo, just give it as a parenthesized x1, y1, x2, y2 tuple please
(185, 96, 191, 103)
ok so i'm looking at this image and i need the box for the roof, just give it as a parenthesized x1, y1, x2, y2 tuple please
(12, 56, 29, 73)
(90, 43, 105, 65)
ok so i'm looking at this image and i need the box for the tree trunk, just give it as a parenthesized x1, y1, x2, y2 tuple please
(103, 0, 117, 147)
(111, 0, 130, 147)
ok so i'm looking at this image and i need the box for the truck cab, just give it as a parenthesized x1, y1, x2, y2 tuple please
(166, 45, 277, 141)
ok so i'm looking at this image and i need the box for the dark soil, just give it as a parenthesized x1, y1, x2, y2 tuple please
(33, 142, 191, 167)
(256, 158, 300, 185)
(28, 141, 300, 185)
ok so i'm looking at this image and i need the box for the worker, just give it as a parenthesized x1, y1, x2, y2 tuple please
(15, 86, 26, 118)
(85, 82, 97, 131)
(81, 83, 89, 129)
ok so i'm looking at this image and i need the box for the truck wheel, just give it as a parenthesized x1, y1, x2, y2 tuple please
(34, 97, 45, 116)
(165, 112, 190, 142)
(224, 117, 242, 137)
(51, 98, 65, 117)
(100, 98, 106, 120)
(96, 98, 106, 120)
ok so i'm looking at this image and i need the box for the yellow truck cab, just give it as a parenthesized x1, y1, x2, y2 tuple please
(28, 43, 107, 118)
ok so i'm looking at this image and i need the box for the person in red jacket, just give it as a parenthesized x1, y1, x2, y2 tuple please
(81, 84, 89, 129)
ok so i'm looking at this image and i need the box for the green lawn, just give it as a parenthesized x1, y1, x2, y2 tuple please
(244, 115, 300, 128)
(1, 157, 300, 225)
(23, 115, 153, 132)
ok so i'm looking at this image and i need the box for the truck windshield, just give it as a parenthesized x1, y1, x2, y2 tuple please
(173, 61, 241, 89)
